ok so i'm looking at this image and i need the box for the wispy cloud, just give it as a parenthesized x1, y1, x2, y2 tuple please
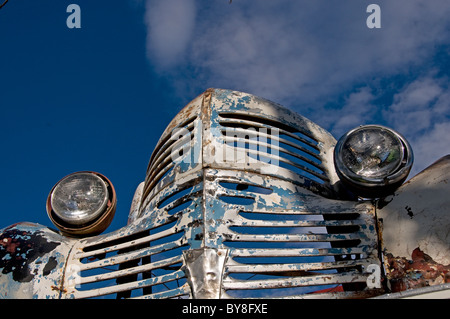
(386, 74, 447, 133)
(319, 87, 378, 137)
(144, 0, 196, 69)
(143, 0, 450, 173)
(383, 73, 450, 175)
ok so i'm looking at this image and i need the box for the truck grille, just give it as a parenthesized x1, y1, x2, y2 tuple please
(68, 219, 189, 299)
(222, 207, 379, 298)
(218, 112, 329, 185)
(63, 89, 383, 299)
(202, 169, 381, 299)
(67, 177, 205, 299)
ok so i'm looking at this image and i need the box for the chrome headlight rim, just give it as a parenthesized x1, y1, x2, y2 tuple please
(334, 125, 413, 193)
(46, 171, 116, 237)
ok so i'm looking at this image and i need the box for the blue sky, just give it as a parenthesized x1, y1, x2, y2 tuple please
(1, 0, 449, 233)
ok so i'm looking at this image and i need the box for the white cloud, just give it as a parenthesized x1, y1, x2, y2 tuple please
(144, 0, 196, 69)
(143, 1, 450, 105)
(317, 87, 378, 137)
(411, 122, 450, 175)
(142, 0, 450, 175)
(333, 88, 377, 133)
(386, 76, 444, 132)
(382, 74, 450, 173)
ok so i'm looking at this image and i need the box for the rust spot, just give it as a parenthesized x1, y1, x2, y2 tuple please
(386, 247, 450, 292)
(312, 285, 344, 294)
(1, 238, 20, 254)
(51, 285, 67, 293)
(0, 226, 60, 282)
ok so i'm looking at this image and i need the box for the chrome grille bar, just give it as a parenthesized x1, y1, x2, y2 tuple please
(78, 239, 185, 272)
(75, 269, 186, 299)
(229, 247, 366, 258)
(79, 255, 184, 285)
(222, 273, 369, 290)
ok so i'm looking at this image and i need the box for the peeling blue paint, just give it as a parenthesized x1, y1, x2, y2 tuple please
(0, 89, 389, 299)
(0, 224, 60, 283)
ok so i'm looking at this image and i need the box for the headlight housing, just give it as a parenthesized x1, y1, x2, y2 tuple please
(46, 171, 116, 237)
(334, 125, 413, 198)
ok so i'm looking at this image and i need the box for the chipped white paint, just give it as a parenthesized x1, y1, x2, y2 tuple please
(2, 89, 448, 299)
(378, 156, 450, 265)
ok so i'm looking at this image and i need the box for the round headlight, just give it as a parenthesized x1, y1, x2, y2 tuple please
(46, 171, 116, 237)
(334, 125, 413, 197)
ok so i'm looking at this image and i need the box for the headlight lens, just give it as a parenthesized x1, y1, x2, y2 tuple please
(51, 172, 109, 225)
(47, 171, 116, 237)
(334, 125, 413, 197)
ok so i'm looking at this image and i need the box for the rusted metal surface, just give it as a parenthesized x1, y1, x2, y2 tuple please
(0, 222, 74, 298)
(377, 155, 450, 295)
(0, 88, 448, 299)
(385, 248, 450, 292)
(127, 182, 144, 225)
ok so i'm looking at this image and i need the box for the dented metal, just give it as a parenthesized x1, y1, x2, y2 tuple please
(0, 88, 449, 299)
(377, 155, 450, 294)
(0, 222, 74, 298)
(184, 248, 227, 299)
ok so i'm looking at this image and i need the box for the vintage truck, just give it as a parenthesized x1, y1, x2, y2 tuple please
(1, 88, 449, 299)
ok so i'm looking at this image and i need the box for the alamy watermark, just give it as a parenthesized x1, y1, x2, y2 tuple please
(65, 4, 381, 29)
(366, 264, 382, 288)
(66, 4, 81, 29)
(366, 4, 381, 29)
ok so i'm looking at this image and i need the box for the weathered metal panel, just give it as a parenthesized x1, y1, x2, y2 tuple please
(183, 248, 227, 298)
(203, 169, 381, 298)
(60, 204, 193, 299)
(0, 222, 74, 298)
(203, 89, 345, 199)
(0, 88, 401, 298)
(377, 155, 450, 293)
